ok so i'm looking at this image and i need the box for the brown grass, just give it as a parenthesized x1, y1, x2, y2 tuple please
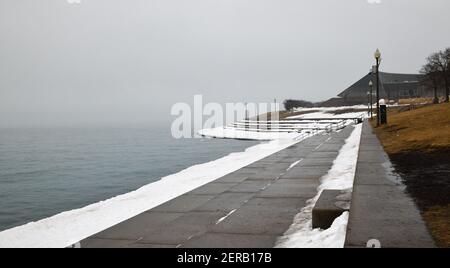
(371, 103, 450, 154)
(372, 102, 450, 247)
(331, 108, 367, 115)
(423, 205, 450, 248)
(398, 97, 434, 105)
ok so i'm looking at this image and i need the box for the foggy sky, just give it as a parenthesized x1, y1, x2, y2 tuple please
(1, 0, 450, 127)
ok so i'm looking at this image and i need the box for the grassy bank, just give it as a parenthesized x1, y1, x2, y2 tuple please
(372, 103, 450, 154)
(371, 103, 450, 247)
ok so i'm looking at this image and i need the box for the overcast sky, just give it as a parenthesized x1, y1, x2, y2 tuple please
(1, 0, 450, 127)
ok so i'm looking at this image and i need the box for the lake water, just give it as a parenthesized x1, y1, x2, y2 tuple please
(0, 127, 258, 231)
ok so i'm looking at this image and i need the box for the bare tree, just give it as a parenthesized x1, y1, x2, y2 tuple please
(425, 48, 450, 103)
(420, 62, 442, 104)
(445, 48, 450, 101)
(283, 99, 317, 111)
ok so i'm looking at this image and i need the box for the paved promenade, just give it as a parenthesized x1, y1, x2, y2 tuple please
(80, 127, 355, 248)
(344, 121, 435, 248)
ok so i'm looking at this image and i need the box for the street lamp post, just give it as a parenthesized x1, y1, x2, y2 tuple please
(367, 91, 370, 117)
(374, 49, 381, 127)
(245, 102, 248, 130)
(369, 80, 373, 119)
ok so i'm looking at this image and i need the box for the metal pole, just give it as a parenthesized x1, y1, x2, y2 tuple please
(376, 59, 380, 127)
(257, 114, 259, 132)
(245, 102, 248, 130)
(370, 84, 373, 119)
(367, 93, 370, 117)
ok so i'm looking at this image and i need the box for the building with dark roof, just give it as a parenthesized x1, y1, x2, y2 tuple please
(337, 72, 427, 104)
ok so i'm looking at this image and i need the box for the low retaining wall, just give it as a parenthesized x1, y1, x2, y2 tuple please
(344, 120, 435, 248)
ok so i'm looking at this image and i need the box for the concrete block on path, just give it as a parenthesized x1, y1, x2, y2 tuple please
(312, 190, 351, 229)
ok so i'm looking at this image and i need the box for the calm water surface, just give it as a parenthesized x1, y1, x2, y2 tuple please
(0, 127, 258, 231)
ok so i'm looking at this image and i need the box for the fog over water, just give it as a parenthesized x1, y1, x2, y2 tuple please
(1, 0, 450, 127)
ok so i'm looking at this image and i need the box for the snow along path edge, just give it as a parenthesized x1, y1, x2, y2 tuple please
(275, 123, 362, 248)
(0, 138, 307, 248)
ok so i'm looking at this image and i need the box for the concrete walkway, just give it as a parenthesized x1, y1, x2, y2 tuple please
(344, 121, 435, 248)
(80, 127, 355, 248)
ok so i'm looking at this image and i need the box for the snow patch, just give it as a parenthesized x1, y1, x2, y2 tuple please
(292, 105, 367, 113)
(200, 105, 366, 141)
(275, 124, 362, 248)
(287, 159, 303, 171)
(0, 139, 300, 248)
(198, 127, 303, 141)
(287, 111, 366, 120)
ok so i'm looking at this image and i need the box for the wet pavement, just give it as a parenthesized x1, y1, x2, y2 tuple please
(344, 121, 435, 248)
(80, 127, 355, 248)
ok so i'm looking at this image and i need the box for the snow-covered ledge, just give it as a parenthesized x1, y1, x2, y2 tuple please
(275, 124, 363, 248)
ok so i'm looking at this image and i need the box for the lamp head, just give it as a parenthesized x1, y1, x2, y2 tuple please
(369, 80, 373, 87)
(374, 49, 381, 60)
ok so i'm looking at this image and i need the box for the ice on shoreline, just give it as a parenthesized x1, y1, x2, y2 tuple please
(0, 138, 301, 248)
(0, 106, 364, 248)
(198, 127, 305, 141)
